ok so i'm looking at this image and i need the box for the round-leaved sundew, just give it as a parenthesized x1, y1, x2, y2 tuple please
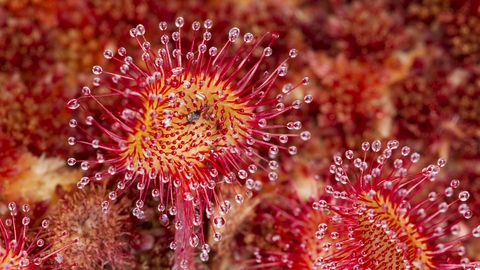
(314, 140, 480, 269)
(46, 184, 134, 269)
(0, 202, 78, 269)
(241, 179, 338, 270)
(67, 17, 311, 268)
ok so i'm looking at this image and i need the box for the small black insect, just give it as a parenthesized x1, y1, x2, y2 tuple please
(186, 110, 202, 124)
(186, 104, 212, 125)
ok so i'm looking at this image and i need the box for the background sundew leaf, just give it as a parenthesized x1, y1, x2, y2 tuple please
(1, 0, 480, 269)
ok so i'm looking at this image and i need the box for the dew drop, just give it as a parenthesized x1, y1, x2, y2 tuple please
(459, 191, 470, 202)
(36, 239, 44, 247)
(175, 221, 183, 229)
(238, 170, 248, 179)
(279, 135, 288, 144)
(159, 21, 167, 31)
(246, 179, 255, 189)
(345, 150, 354, 159)
(101, 201, 109, 209)
(229, 27, 240, 42)
(235, 194, 244, 203)
(268, 172, 278, 181)
(80, 161, 90, 170)
(69, 119, 77, 128)
(472, 226, 480, 237)
(386, 140, 399, 150)
(318, 200, 328, 208)
(213, 216, 226, 228)
(244, 33, 253, 43)
(67, 99, 80, 110)
(289, 48, 298, 58)
(401, 146, 410, 156)
(108, 166, 116, 175)
(318, 223, 328, 231)
(264, 47, 272, 56)
(438, 202, 448, 212)
(213, 232, 222, 241)
(103, 49, 113, 59)
(129, 28, 138, 37)
(304, 94, 313, 103)
(136, 24, 146, 35)
(334, 155, 342, 166)
(451, 179, 460, 188)
(200, 252, 209, 262)
(92, 139, 100, 148)
(362, 142, 370, 151)
(85, 116, 93, 125)
(33, 258, 42, 266)
(411, 152, 421, 163)
(192, 21, 200, 31)
(203, 32, 212, 42)
(292, 99, 302, 109)
(302, 77, 310, 85)
(300, 131, 311, 141)
(268, 160, 278, 170)
(208, 46, 216, 55)
(92, 65, 103, 75)
(67, 158, 76, 166)
(451, 224, 460, 235)
(82, 86, 91, 95)
(372, 140, 381, 152)
(118, 47, 126, 56)
(41, 220, 49, 228)
(189, 234, 199, 247)
(437, 158, 447, 167)
(258, 118, 267, 128)
(204, 19, 213, 29)
(159, 214, 169, 226)
(22, 217, 30, 226)
(175, 17, 184, 27)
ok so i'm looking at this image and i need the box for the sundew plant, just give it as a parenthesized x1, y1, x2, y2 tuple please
(67, 17, 311, 268)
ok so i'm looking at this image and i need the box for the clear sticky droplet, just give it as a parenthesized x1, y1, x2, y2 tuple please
(67, 99, 80, 110)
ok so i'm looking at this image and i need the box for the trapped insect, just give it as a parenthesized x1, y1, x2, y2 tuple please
(186, 110, 202, 124)
(186, 105, 211, 124)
